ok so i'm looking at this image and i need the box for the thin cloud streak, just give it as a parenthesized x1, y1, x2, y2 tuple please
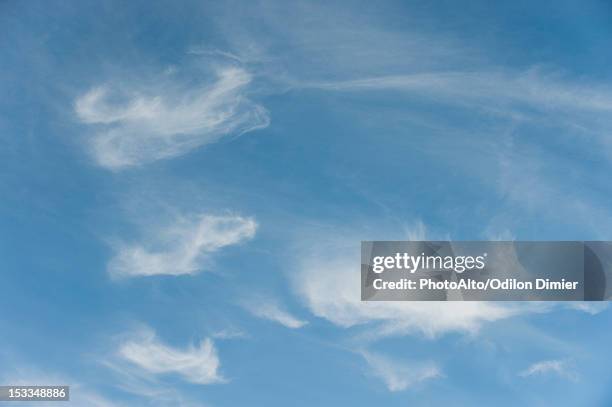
(295, 252, 518, 338)
(307, 69, 612, 115)
(519, 359, 577, 381)
(292, 227, 602, 342)
(243, 298, 308, 329)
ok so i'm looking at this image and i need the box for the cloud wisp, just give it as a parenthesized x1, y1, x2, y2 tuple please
(519, 359, 577, 381)
(308, 69, 612, 115)
(294, 248, 520, 340)
(117, 328, 225, 385)
(108, 213, 257, 278)
(292, 227, 604, 341)
(360, 350, 441, 392)
(242, 298, 308, 329)
(75, 66, 269, 169)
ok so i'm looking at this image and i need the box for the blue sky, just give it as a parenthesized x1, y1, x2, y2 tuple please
(2, 0, 612, 405)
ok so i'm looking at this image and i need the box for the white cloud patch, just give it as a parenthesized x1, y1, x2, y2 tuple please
(212, 327, 248, 339)
(360, 350, 441, 391)
(519, 359, 577, 381)
(75, 66, 269, 169)
(117, 328, 224, 385)
(108, 213, 257, 278)
(292, 226, 600, 341)
(216, 3, 612, 127)
(566, 302, 609, 315)
(294, 249, 521, 339)
(243, 298, 308, 329)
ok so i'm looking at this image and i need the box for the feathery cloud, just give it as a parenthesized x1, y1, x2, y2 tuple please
(294, 246, 520, 339)
(519, 359, 577, 381)
(360, 350, 441, 391)
(108, 214, 257, 278)
(309, 70, 612, 114)
(75, 66, 269, 169)
(243, 298, 308, 329)
(289, 221, 560, 340)
(118, 328, 224, 385)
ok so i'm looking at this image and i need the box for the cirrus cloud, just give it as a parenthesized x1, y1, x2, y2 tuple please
(242, 297, 308, 329)
(519, 359, 577, 381)
(117, 328, 225, 385)
(295, 251, 520, 339)
(75, 66, 269, 169)
(360, 350, 441, 391)
(108, 213, 257, 278)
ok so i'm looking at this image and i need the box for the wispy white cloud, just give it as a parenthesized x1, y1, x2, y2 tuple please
(216, 2, 612, 124)
(295, 250, 519, 339)
(290, 222, 563, 340)
(210, 1, 612, 238)
(213, 1, 473, 82)
(305, 69, 612, 171)
(187, 46, 245, 63)
(243, 297, 308, 329)
(117, 328, 225, 385)
(360, 350, 441, 391)
(308, 69, 612, 114)
(75, 66, 269, 169)
(519, 359, 577, 381)
(566, 302, 609, 315)
(108, 213, 257, 278)
(211, 327, 248, 339)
